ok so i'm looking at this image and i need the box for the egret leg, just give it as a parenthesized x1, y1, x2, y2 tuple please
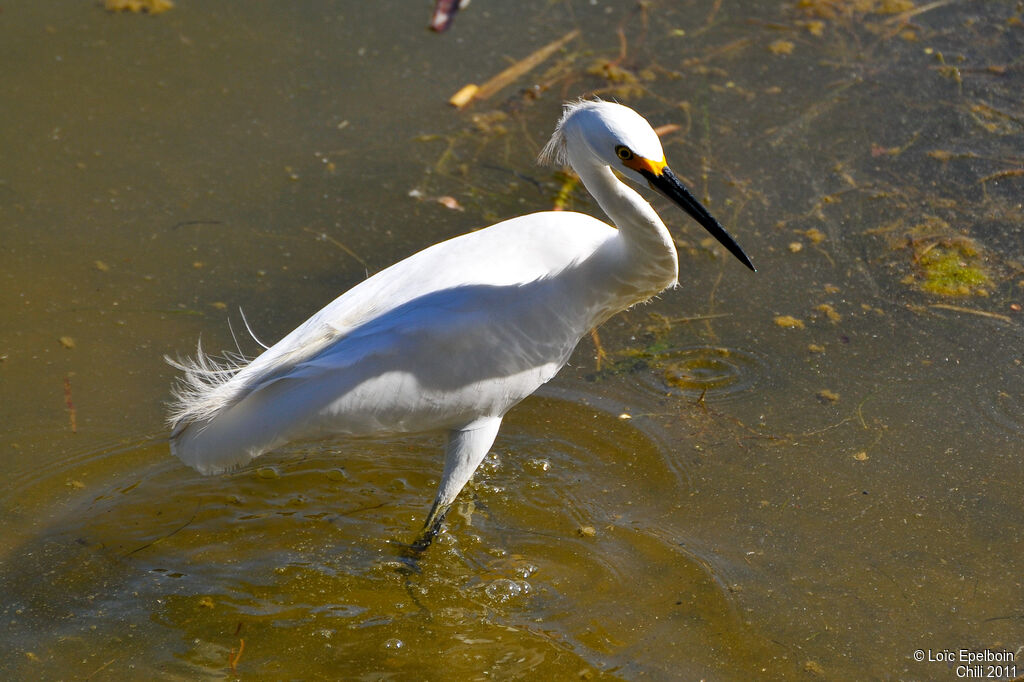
(409, 417, 502, 551)
(409, 498, 451, 554)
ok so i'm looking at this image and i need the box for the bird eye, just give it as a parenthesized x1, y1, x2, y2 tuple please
(615, 145, 634, 161)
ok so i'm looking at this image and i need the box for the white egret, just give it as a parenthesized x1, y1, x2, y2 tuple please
(167, 100, 754, 550)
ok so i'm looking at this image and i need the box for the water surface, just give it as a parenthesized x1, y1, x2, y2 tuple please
(2, 1, 1022, 679)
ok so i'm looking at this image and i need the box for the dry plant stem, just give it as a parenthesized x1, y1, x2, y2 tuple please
(474, 30, 581, 100)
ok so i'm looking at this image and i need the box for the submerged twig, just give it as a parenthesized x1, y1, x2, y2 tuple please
(927, 303, 1012, 323)
(229, 638, 245, 673)
(64, 374, 77, 434)
(125, 504, 199, 556)
(883, 0, 957, 25)
(302, 226, 368, 269)
(170, 219, 224, 230)
(703, 0, 723, 30)
(84, 659, 117, 680)
(978, 168, 1024, 184)
(768, 79, 858, 147)
(668, 312, 731, 324)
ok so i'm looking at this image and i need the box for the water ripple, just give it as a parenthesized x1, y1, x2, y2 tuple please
(633, 345, 769, 403)
(974, 378, 1024, 437)
(0, 396, 749, 679)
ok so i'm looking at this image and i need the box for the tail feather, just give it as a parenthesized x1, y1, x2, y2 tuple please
(166, 341, 283, 475)
(165, 339, 253, 432)
(168, 366, 347, 475)
(166, 335, 349, 474)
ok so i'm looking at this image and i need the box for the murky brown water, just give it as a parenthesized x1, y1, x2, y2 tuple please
(2, 1, 1022, 679)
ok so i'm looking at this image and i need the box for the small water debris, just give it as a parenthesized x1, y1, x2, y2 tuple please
(103, 0, 173, 14)
(773, 315, 805, 329)
(816, 389, 840, 404)
(815, 303, 842, 323)
(803, 659, 826, 676)
(805, 228, 826, 244)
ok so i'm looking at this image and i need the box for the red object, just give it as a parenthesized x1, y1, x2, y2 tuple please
(430, 0, 462, 32)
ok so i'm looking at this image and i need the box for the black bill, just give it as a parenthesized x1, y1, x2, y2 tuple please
(643, 167, 755, 272)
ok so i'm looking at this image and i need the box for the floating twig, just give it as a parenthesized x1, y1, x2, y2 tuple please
(449, 29, 580, 107)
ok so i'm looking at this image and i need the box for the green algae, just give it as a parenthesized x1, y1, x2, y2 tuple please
(917, 243, 992, 297)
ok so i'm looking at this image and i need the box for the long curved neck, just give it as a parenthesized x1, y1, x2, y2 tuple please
(574, 161, 679, 292)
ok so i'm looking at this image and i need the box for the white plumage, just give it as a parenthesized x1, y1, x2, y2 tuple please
(167, 100, 753, 549)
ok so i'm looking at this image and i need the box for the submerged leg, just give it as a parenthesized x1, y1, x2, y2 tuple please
(410, 417, 502, 552)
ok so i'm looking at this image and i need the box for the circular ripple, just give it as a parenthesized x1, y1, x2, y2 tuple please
(975, 384, 1024, 437)
(635, 345, 768, 403)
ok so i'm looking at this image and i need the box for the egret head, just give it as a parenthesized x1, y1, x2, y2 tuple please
(539, 99, 663, 184)
(540, 99, 755, 271)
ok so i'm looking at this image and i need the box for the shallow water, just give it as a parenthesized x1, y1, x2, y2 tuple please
(2, 1, 1022, 679)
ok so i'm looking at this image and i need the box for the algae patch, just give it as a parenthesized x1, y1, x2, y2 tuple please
(916, 243, 991, 297)
(876, 216, 995, 298)
(104, 0, 174, 14)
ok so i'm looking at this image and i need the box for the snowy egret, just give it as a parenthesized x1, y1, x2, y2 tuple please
(167, 99, 753, 550)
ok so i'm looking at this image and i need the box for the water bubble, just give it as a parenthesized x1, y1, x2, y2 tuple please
(514, 563, 538, 579)
(527, 458, 551, 472)
(256, 466, 281, 479)
(484, 578, 530, 603)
